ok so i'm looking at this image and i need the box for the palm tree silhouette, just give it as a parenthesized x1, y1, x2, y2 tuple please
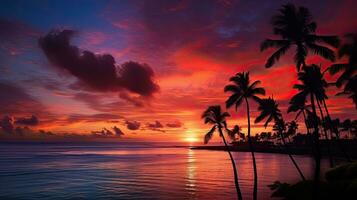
(286, 121, 299, 143)
(255, 97, 306, 181)
(294, 65, 327, 197)
(341, 119, 354, 139)
(329, 33, 357, 88)
(224, 72, 265, 200)
(202, 105, 243, 200)
(304, 66, 336, 167)
(226, 125, 244, 142)
(330, 33, 357, 108)
(261, 3, 339, 71)
(288, 92, 313, 135)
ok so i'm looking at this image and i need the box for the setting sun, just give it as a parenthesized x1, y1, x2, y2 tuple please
(1, 1, 356, 199)
(184, 137, 199, 143)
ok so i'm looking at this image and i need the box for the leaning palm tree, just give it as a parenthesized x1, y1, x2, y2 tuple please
(202, 105, 243, 200)
(255, 97, 306, 181)
(224, 72, 265, 200)
(261, 3, 339, 71)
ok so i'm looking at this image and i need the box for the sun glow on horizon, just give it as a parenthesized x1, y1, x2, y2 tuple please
(184, 137, 199, 143)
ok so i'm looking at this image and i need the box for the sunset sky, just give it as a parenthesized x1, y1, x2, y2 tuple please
(0, 0, 356, 143)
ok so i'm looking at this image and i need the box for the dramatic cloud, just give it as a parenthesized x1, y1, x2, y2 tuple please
(166, 120, 182, 128)
(14, 115, 39, 126)
(38, 30, 159, 96)
(125, 120, 141, 130)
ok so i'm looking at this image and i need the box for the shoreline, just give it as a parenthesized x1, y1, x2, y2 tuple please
(190, 141, 357, 159)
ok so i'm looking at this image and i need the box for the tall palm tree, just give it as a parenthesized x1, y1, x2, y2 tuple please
(255, 97, 306, 181)
(310, 65, 350, 164)
(224, 72, 265, 200)
(202, 105, 243, 200)
(261, 3, 339, 71)
(294, 65, 323, 197)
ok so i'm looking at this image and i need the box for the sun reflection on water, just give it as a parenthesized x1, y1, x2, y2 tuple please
(186, 149, 197, 196)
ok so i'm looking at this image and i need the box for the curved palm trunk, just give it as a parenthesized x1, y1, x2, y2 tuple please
(219, 126, 243, 200)
(322, 100, 351, 162)
(310, 94, 321, 199)
(278, 130, 306, 181)
(244, 98, 258, 200)
(317, 101, 334, 167)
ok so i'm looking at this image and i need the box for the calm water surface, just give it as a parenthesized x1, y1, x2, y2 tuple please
(0, 143, 329, 199)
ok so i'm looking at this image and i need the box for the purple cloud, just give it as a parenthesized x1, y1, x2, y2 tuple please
(38, 30, 159, 96)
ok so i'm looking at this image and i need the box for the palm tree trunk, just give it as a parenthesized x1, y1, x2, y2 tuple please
(302, 110, 310, 135)
(244, 97, 258, 200)
(317, 101, 334, 167)
(219, 126, 243, 200)
(310, 94, 321, 199)
(322, 99, 351, 162)
(278, 129, 306, 181)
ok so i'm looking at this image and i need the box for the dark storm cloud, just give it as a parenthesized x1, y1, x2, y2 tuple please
(125, 120, 141, 130)
(14, 115, 39, 126)
(38, 30, 159, 96)
(0, 81, 45, 115)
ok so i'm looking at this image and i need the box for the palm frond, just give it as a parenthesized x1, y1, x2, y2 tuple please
(265, 44, 291, 68)
(307, 43, 335, 61)
(329, 63, 349, 75)
(260, 39, 290, 51)
(225, 94, 239, 109)
(307, 35, 340, 48)
(255, 111, 269, 124)
(264, 115, 274, 128)
(224, 84, 239, 93)
(294, 44, 307, 71)
(251, 87, 266, 96)
(204, 126, 216, 144)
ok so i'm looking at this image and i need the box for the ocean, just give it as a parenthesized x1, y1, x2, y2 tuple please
(0, 142, 329, 199)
